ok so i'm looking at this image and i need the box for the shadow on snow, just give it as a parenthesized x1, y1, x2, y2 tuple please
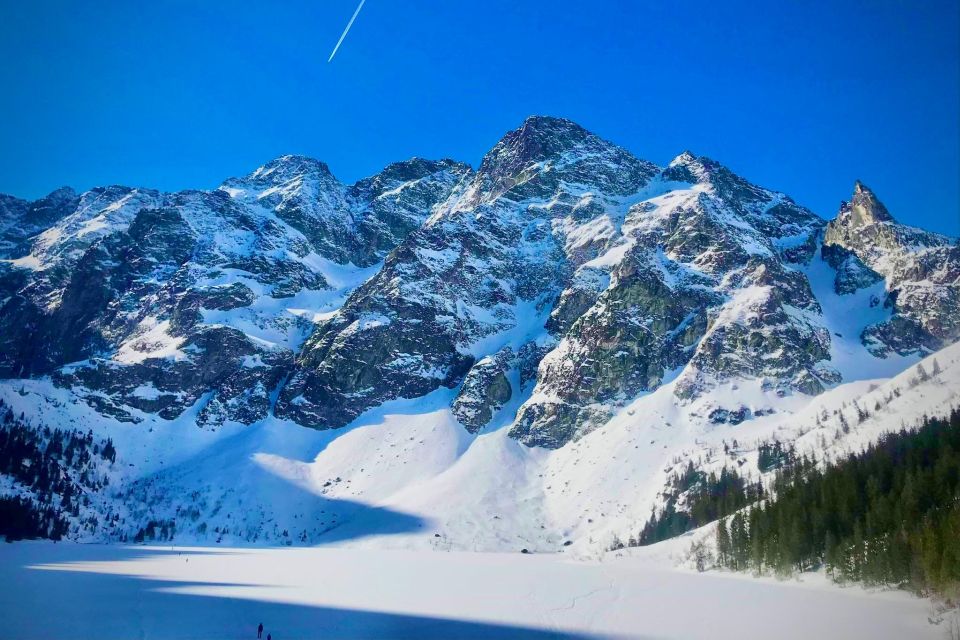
(1, 544, 608, 640)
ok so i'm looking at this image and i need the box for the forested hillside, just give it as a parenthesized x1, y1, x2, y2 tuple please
(0, 398, 118, 541)
(715, 408, 960, 599)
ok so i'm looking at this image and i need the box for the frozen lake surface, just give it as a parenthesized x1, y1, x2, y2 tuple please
(0, 541, 942, 639)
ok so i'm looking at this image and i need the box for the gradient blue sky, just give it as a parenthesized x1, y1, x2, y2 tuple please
(1, 0, 958, 234)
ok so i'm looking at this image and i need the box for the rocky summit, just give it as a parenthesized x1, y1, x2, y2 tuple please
(1, 116, 957, 448)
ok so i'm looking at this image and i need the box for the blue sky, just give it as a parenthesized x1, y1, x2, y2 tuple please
(1, 0, 957, 234)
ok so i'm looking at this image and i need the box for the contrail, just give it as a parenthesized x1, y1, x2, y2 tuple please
(328, 0, 366, 63)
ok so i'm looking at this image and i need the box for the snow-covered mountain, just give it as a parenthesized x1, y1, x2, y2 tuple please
(0, 116, 957, 549)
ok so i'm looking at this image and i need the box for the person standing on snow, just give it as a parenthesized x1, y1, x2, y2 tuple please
(257, 623, 263, 638)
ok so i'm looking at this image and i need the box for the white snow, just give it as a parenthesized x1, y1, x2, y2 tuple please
(800, 255, 920, 380)
(197, 258, 381, 350)
(4, 254, 41, 270)
(130, 385, 166, 400)
(115, 318, 188, 364)
(0, 541, 943, 639)
(2, 342, 957, 557)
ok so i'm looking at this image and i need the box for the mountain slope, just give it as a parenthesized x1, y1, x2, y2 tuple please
(276, 116, 657, 430)
(0, 156, 469, 427)
(0, 116, 957, 548)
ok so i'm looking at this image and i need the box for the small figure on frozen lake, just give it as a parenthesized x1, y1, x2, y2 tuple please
(257, 622, 263, 638)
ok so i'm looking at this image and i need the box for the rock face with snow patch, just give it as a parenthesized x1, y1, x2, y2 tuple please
(823, 181, 960, 356)
(276, 116, 658, 429)
(451, 348, 514, 432)
(0, 156, 468, 426)
(510, 153, 828, 447)
(0, 187, 79, 260)
(0, 117, 957, 448)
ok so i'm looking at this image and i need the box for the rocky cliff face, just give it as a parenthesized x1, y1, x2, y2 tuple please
(0, 187, 79, 260)
(0, 156, 469, 426)
(1, 117, 957, 451)
(275, 117, 659, 429)
(508, 150, 836, 447)
(823, 181, 959, 356)
(451, 347, 514, 432)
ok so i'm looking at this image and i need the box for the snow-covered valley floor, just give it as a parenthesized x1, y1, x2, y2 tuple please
(0, 541, 943, 640)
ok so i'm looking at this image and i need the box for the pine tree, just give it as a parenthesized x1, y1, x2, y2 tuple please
(716, 518, 731, 568)
(730, 512, 749, 570)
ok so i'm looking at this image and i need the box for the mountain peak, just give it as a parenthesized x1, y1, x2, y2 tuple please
(517, 114, 588, 136)
(349, 157, 472, 200)
(663, 151, 726, 184)
(246, 154, 335, 184)
(668, 150, 698, 167)
(842, 180, 894, 225)
(471, 115, 657, 200)
(371, 157, 469, 183)
(26, 186, 80, 227)
(41, 186, 77, 201)
(481, 116, 593, 170)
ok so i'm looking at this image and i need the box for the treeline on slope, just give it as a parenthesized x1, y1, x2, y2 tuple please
(616, 436, 809, 549)
(0, 399, 118, 541)
(715, 409, 960, 599)
(623, 457, 770, 548)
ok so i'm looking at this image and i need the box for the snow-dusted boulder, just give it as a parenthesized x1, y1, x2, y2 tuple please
(451, 348, 513, 432)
